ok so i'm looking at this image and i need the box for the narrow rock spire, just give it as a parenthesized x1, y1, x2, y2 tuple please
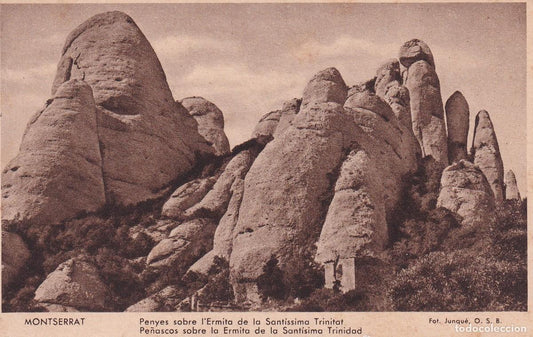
(445, 91, 469, 163)
(505, 170, 521, 200)
(401, 39, 448, 165)
(471, 110, 505, 204)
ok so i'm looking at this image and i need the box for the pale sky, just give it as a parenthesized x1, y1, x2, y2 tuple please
(0, 3, 527, 193)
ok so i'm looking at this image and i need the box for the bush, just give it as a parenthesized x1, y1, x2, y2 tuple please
(257, 256, 286, 301)
(197, 256, 234, 303)
(389, 251, 526, 311)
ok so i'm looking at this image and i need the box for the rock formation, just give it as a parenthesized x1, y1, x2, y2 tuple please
(1, 11, 226, 226)
(50, 11, 213, 207)
(181, 97, 230, 156)
(252, 98, 301, 142)
(399, 39, 435, 69)
(471, 110, 505, 204)
(2, 12, 520, 312)
(301, 67, 347, 109)
(34, 258, 110, 311)
(2, 231, 30, 287)
(437, 160, 495, 227)
(161, 177, 216, 219)
(402, 39, 448, 164)
(445, 91, 469, 163)
(374, 60, 412, 128)
(251, 110, 281, 141)
(230, 68, 352, 300)
(505, 170, 521, 200)
(2, 80, 105, 225)
(146, 218, 217, 273)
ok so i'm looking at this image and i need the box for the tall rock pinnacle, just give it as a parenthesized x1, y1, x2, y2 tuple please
(445, 91, 470, 163)
(401, 39, 448, 165)
(471, 110, 505, 204)
(505, 170, 521, 200)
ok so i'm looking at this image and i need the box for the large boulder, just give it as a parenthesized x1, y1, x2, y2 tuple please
(437, 160, 495, 227)
(471, 110, 505, 204)
(273, 98, 301, 137)
(161, 177, 216, 220)
(2, 80, 105, 225)
(51, 11, 212, 206)
(146, 218, 217, 274)
(34, 258, 110, 311)
(344, 86, 420, 187)
(252, 98, 302, 142)
(505, 170, 521, 200)
(181, 97, 230, 156)
(2, 232, 31, 287)
(445, 91, 469, 163)
(399, 38, 435, 69)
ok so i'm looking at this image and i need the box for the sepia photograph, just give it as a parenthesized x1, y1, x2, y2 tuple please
(0, 2, 530, 336)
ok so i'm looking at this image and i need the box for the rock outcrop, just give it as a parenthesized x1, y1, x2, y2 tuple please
(34, 258, 110, 311)
(301, 67, 347, 109)
(505, 170, 521, 200)
(146, 218, 217, 273)
(2, 231, 31, 287)
(437, 160, 495, 227)
(399, 38, 435, 69)
(181, 97, 230, 156)
(402, 39, 448, 164)
(252, 98, 302, 142)
(315, 83, 420, 291)
(445, 91, 469, 163)
(230, 69, 351, 300)
(2, 80, 105, 225)
(374, 60, 412, 128)
(51, 11, 212, 207)
(471, 110, 505, 204)
(251, 110, 281, 141)
(161, 177, 216, 219)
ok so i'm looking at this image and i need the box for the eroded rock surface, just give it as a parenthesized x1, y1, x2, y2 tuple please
(181, 97, 230, 156)
(505, 170, 521, 200)
(34, 258, 110, 311)
(437, 160, 495, 227)
(471, 110, 505, 204)
(52, 11, 212, 206)
(402, 39, 448, 164)
(445, 91, 469, 163)
(2, 80, 105, 225)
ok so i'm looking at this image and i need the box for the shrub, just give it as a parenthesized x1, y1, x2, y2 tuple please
(389, 250, 526, 311)
(197, 256, 234, 303)
(256, 255, 286, 301)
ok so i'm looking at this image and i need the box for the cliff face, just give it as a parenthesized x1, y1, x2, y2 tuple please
(2, 11, 522, 312)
